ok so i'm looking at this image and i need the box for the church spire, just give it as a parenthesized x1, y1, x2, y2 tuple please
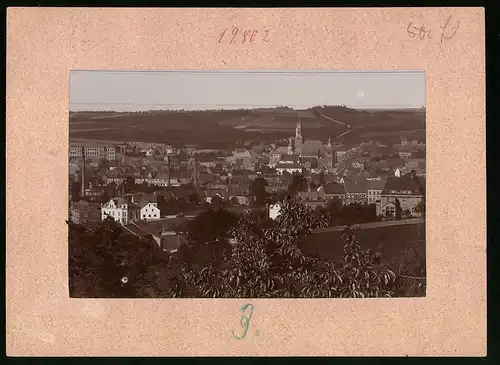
(295, 116, 302, 139)
(288, 136, 294, 154)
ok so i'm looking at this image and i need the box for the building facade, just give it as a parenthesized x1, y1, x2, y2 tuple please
(69, 200, 101, 224)
(139, 202, 161, 221)
(101, 197, 140, 224)
(377, 175, 424, 217)
(70, 145, 116, 161)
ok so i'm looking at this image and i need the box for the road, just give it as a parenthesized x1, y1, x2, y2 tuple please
(316, 112, 353, 139)
(315, 218, 425, 233)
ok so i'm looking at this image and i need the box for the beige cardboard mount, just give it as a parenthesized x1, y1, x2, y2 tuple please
(6, 7, 486, 356)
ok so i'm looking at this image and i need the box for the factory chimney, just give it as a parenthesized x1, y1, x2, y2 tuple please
(80, 146, 85, 198)
(194, 155, 199, 192)
(167, 155, 171, 188)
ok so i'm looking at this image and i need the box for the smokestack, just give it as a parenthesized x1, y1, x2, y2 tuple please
(167, 155, 171, 188)
(81, 146, 85, 198)
(194, 155, 199, 192)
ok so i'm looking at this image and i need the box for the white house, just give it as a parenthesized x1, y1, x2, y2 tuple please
(269, 203, 282, 220)
(139, 201, 161, 221)
(101, 197, 140, 225)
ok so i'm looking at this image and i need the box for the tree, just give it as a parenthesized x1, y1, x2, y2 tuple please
(124, 176, 136, 194)
(181, 196, 396, 298)
(107, 181, 118, 197)
(68, 217, 158, 298)
(97, 158, 111, 172)
(415, 200, 425, 217)
(211, 194, 224, 210)
(70, 180, 81, 202)
(288, 174, 307, 194)
(395, 198, 402, 220)
(249, 177, 269, 206)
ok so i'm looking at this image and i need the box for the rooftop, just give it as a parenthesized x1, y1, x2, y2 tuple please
(321, 182, 346, 195)
(382, 176, 423, 195)
(276, 163, 303, 169)
(366, 178, 387, 190)
(344, 179, 368, 194)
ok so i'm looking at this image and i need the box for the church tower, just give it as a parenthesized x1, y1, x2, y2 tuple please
(287, 136, 294, 154)
(294, 116, 303, 153)
(295, 117, 302, 139)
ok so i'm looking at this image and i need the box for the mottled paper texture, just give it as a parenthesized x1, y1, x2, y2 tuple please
(6, 7, 485, 356)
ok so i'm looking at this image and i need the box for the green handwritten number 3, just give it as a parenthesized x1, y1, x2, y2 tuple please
(232, 304, 254, 339)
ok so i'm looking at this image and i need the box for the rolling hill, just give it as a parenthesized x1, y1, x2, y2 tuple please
(69, 106, 425, 147)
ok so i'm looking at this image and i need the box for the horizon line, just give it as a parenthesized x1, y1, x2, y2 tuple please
(69, 104, 426, 112)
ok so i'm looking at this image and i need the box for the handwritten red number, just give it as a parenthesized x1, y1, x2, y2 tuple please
(262, 30, 270, 43)
(250, 30, 258, 43)
(242, 29, 252, 43)
(230, 27, 239, 44)
(218, 28, 227, 43)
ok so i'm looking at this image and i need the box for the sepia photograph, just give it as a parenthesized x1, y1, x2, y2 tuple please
(68, 70, 426, 298)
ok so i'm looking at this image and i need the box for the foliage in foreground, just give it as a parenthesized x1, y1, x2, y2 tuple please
(69, 197, 425, 298)
(182, 196, 398, 298)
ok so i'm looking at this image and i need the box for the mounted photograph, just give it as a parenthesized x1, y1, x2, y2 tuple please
(68, 70, 426, 298)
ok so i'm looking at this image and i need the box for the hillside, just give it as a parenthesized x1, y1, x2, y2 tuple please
(69, 106, 426, 147)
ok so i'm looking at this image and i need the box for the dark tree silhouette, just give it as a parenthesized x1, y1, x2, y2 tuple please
(288, 174, 307, 194)
(211, 194, 224, 210)
(395, 198, 402, 220)
(249, 177, 269, 206)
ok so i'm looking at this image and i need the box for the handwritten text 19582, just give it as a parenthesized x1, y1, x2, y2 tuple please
(218, 26, 271, 44)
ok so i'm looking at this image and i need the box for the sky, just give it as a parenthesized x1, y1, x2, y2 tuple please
(69, 70, 425, 112)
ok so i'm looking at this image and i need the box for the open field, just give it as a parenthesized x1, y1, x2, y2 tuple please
(301, 221, 426, 265)
(69, 107, 425, 147)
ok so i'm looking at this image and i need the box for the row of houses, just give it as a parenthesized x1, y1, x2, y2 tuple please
(70, 192, 162, 225)
(269, 172, 425, 219)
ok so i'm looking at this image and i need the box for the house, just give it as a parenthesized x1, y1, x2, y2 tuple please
(398, 151, 413, 159)
(69, 200, 101, 224)
(231, 194, 252, 206)
(343, 179, 368, 205)
(334, 150, 347, 163)
(201, 189, 226, 204)
(121, 221, 188, 253)
(317, 182, 346, 202)
(298, 191, 327, 209)
(265, 181, 289, 193)
(366, 178, 386, 205)
(300, 140, 325, 158)
(377, 175, 424, 217)
(101, 197, 140, 224)
(138, 200, 161, 221)
(269, 203, 282, 220)
(84, 187, 108, 202)
(279, 154, 300, 165)
(69, 144, 117, 161)
(226, 149, 258, 170)
(275, 162, 303, 175)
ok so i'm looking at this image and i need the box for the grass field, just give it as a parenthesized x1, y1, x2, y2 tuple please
(300, 222, 426, 265)
(69, 107, 426, 147)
